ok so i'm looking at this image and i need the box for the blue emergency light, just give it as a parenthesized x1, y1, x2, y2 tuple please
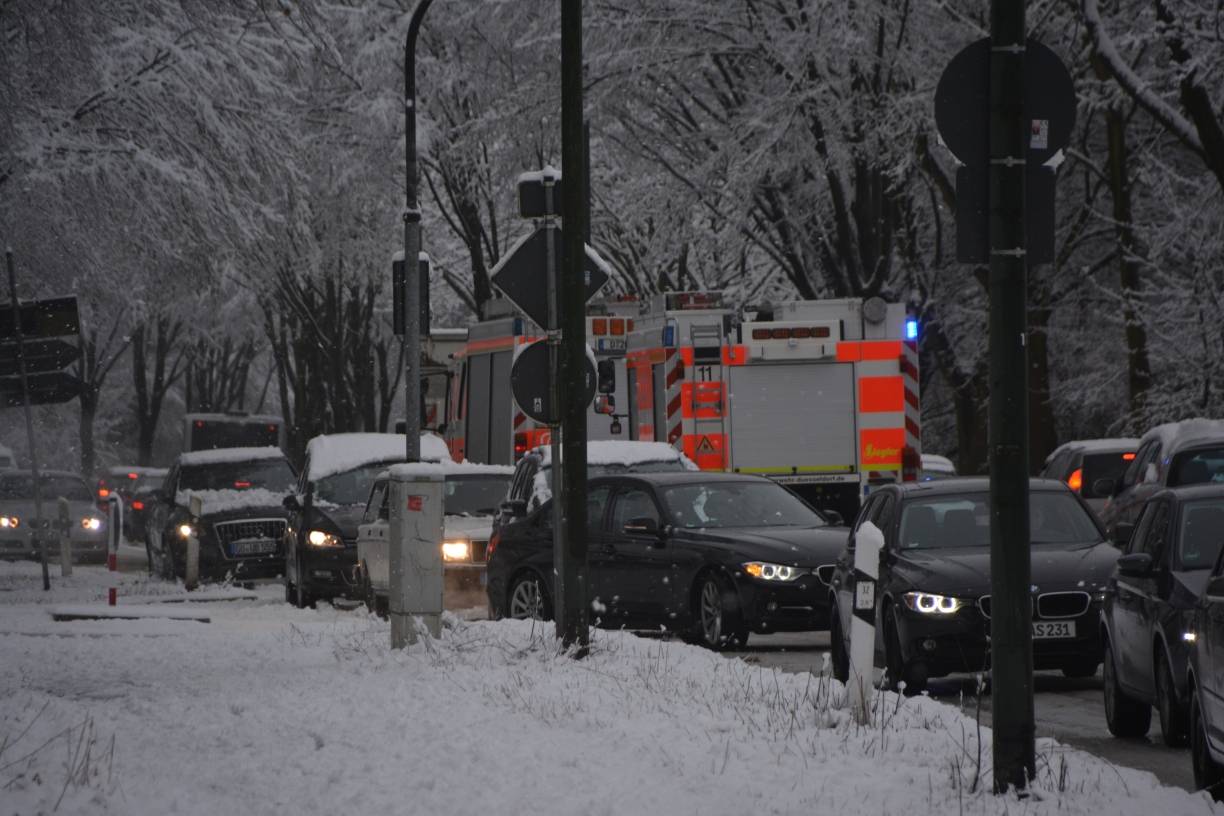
(905, 318, 919, 341)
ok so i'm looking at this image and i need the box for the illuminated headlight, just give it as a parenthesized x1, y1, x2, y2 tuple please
(903, 592, 965, 615)
(0, 515, 19, 529)
(1183, 631, 1198, 644)
(743, 562, 800, 582)
(307, 530, 344, 548)
(177, 523, 196, 540)
(80, 516, 104, 531)
(442, 540, 471, 562)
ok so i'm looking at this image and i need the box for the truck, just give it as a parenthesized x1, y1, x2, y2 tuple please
(183, 413, 284, 453)
(623, 292, 920, 522)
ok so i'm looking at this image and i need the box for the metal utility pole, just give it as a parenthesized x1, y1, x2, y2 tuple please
(556, 0, 589, 653)
(402, 0, 433, 463)
(987, 0, 1034, 793)
(6, 249, 50, 591)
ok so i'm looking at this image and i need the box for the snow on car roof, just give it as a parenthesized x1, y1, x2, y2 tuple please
(1140, 418, 1224, 452)
(174, 488, 288, 514)
(305, 433, 449, 481)
(533, 441, 698, 469)
(1044, 438, 1140, 463)
(179, 447, 287, 467)
(920, 454, 956, 473)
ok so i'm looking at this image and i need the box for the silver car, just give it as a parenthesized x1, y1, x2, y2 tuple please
(0, 470, 108, 563)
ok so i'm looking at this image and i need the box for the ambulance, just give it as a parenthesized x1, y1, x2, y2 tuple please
(623, 292, 920, 521)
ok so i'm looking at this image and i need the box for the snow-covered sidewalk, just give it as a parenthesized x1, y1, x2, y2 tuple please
(0, 561, 1218, 815)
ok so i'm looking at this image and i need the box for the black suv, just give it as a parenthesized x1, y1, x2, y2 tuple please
(145, 448, 295, 583)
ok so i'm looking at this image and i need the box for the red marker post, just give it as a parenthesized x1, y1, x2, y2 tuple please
(106, 494, 121, 605)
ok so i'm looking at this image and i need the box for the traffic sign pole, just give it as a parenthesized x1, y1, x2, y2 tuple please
(543, 176, 567, 637)
(5, 249, 50, 591)
(988, 0, 1035, 792)
(558, 0, 589, 655)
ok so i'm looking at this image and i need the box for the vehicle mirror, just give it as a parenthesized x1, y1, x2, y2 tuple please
(823, 509, 844, 526)
(501, 499, 527, 519)
(593, 394, 615, 415)
(623, 516, 660, 537)
(1207, 575, 1224, 598)
(282, 494, 302, 512)
(1117, 551, 1153, 577)
(597, 359, 616, 394)
(1092, 478, 1115, 498)
(1112, 521, 1134, 548)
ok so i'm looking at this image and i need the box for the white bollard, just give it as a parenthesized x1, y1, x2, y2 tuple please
(107, 495, 122, 605)
(185, 495, 202, 591)
(848, 520, 884, 724)
(389, 464, 444, 648)
(57, 497, 72, 577)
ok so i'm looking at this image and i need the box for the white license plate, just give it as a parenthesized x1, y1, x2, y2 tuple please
(231, 540, 276, 556)
(1033, 621, 1076, 639)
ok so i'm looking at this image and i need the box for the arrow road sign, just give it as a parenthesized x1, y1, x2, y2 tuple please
(510, 339, 596, 425)
(490, 225, 610, 330)
(0, 338, 81, 377)
(0, 371, 83, 408)
(0, 296, 80, 341)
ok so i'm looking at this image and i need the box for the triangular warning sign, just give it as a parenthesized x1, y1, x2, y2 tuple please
(695, 435, 716, 454)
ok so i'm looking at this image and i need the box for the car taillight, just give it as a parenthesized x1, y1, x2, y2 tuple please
(1122, 452, 1136, 461)
(514, 432, 530, 459)
(486, 530, 500, 561)
(132, 500, 145, 511)
(234, 480, 252, 489)
(1067, 468, 1083, 492)
(98, 488, 110, 498)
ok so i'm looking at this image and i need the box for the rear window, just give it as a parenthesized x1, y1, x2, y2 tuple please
(1168, 447, 1224, 487)
(179, 459, 295, 492)
(1081, 452, 1134, 498)
(1178, 498, 1224, 570)
(0, 474, 92, 502)
(898, 491, 1100, 549)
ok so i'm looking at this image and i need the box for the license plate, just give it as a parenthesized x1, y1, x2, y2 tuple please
(1033, 621, 1076, 639)
(231, 540, 276, 556)
(480, 572, 488, 587)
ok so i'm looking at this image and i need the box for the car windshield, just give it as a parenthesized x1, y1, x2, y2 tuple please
(898, 491, 1100, 549)
(445, 475, 511, 516)
(1178, 498, 1224, 571)
(661, 481, 825, 529)
(179, 459, 295, 492)
(1168, 447, 1224, 487)
(0, 474, 92, 502)
(314, 463, 391, 506)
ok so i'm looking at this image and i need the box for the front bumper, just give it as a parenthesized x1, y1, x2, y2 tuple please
(1, 530, 108, 562)
(736, 571, 831, 633)
(301, 546, 359, 598)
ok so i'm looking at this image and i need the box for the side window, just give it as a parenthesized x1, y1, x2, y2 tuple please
(586, 485, 611, 533)
(363, 480, 387, 524)
(1140, 501, 1171, 562)
(1122, 442, 1154, 487)
(852, 496, 878, 534)
(611, 487, 660, 532)
(872, 494, 898, 542)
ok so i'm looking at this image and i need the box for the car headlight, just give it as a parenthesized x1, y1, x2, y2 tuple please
(903, 592, 965, 615)
(0, 515, 18, 529)
(307, 530, 344, 548)
(177, 523, 196, 540)
(742, 561, 800, 582)
(442, 540, 471, 562)
(80, 516, 104, 531)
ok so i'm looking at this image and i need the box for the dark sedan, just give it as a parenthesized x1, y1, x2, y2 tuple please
(486, 472, 848, 649)
(1102, 485, 1224, 747)
(1188, 511, 1224, 798)
(828, 478, 1118, 694)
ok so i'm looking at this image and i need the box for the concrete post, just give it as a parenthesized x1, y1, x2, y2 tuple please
(389, 464, 444, 648)
(848, 521, 884, 723)
(57, 497, 72, 577)
(185, 495, 202, 591)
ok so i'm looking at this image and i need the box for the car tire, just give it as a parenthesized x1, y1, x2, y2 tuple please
(292, 554, 314, 609)
(1103, 640, 1151, 737)
(829, 606, 850, 683)
(884, 608, 926, 695)
(145, 538, 155, 577)
(1060, 659, 1100, 679)
(1156, 651, 1189, 747)
(1191, 688, 1224, 799)
(507, 571, 552, 621)
(692, 573, 742, 651)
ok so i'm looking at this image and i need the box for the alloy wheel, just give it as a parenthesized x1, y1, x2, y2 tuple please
(700, 579, 723, 645)
(509, 576, 544, 619)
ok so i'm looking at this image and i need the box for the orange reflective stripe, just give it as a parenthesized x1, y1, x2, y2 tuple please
(835, 342, 860, 362)
(859, 340, 903, 361)
(722, 345, 748, 366)
(861, 428, 905, 467)
(859, 375, 905, 413)
(681, 382, 724, 419)
(679, 347, 695, 366)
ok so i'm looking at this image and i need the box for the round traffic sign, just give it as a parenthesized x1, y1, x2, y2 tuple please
(510, 340, 597, 425)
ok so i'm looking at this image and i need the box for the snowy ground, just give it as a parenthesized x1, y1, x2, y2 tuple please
(1, 559, 1219, 816)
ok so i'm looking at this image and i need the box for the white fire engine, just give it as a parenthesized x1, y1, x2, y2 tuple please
(623, 292, 920, 521)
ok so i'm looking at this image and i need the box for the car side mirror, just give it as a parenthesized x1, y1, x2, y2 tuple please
(1117, 551, 1154, 577)
(1207, 574, 1224, 598)
(593, 394, 615, 415)
(282, 494, 302, 512)
(1092, 478, 1116, 498)
(623, 516, 660, 537)
(823, 510, 844, 526)
(501, 499, 527, 519)
(1112, 521, 1134, 548)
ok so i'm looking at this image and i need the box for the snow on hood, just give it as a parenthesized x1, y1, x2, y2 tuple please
(306, 433, 449, 482)
(179, 447, 287, 467)
(175, 488, 287, 515)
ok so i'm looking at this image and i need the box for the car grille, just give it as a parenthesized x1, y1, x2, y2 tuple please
(1037, 591, 1090, 619)
(978, 592, 1090, 620)
(213, 518, 285, 555)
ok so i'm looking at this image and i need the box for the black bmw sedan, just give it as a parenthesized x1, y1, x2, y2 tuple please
(486, 472, 848, 649)
(828, 478, 1118, 694)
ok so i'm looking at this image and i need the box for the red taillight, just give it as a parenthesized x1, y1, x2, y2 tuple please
(127, 472, 139, 480)
(234, 480, 252, 489)
(132, 500, 145, 511)
(98, 488, 110, 498)
(1122, 452, 1136, 461)
(751, 328, 770, 340)
(195, 420, 204, 428)
(591, 318, 607, 335)
(267, 424, 277, 433)
(486, 530, 500, 561)
(1067, 468, 1083, 492)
